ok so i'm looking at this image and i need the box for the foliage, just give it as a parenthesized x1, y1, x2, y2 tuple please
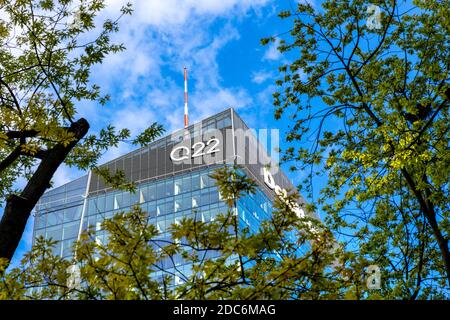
(0, 0, 164, 262)
(0, 166, 344, 300)
(262, 0, 449, 298)
(0, 0, 131, 199)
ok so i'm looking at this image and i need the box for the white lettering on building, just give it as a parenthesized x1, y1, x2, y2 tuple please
(170, 138, 220, 162)
(263, 167, 320, 236)
(263, 167, 305, 219)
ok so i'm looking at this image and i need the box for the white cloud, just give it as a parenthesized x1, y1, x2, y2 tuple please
(112, 105, 157, 136)
(66, 0, 274, 167)
(251, 70, 273, 84)
(3, 0, 276, 262)
(256, 84, 277, 108)
(85, 1, 263, 138)
(191, 87, 253, 121)
(104, 0, 270, 28)
(94, 105, 160, 164)
(262, 38, 281, 61)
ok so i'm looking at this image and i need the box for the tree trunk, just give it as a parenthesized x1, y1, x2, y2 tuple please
(401, 168, 450, 286)
(0, 118, 89, 265)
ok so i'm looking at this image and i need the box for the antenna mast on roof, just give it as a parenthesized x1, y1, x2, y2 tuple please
(184, 67, 189, 128)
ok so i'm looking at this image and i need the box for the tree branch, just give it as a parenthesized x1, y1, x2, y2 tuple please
(0, 118, 89, 264)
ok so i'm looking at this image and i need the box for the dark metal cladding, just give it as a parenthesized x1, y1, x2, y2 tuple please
(87, 108, 314, 218)
(87, 109, 234, 196)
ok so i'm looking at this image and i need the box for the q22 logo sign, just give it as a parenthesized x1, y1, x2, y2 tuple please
(170, 138, 220, 162)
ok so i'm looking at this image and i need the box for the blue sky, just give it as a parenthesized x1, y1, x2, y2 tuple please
(7, 0, 320, 266)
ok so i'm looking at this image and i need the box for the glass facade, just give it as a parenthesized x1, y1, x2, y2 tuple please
(34, 175, 87, 258)
(32, 108, 309, 286)
(84, 166, 227, 248)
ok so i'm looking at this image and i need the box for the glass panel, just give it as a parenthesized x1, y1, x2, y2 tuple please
(147, 184, 156, 201)
(97, 195, 105, 212)
(202, 210, 211, 222)
(165, 180, 174, 197)
(209, 190, 220, 204)
(174, 179, 182, 195)
(157, 203, 162, 216)
(182, 196, 190, 211)
(130, 191, 139, 205)
(88, 198, 97, 216)
(105, 194, 114, 211)
(87, 215, 97, 229)
(200, 174, 207, 189)
(46, 210, 64, 227)
(157, 182, 165, 199)
(174, 198, 182, 212)
(183, 176, 191, 192)
(139, 188, 146, 203)
(217, 118, 225, 129)
(121, 192, 130, 208)
(64, 205, 82, 222)
(157, 220, 166, 233)
(46, 226, 62, 241)
(223, 116, 231, 128)
(104, 211, 114, 220)
(139, 185, 147, 202)
(192, 194, 200, 208)
(34, 228, 45, 239)
(162, 202, 172, 215)
(203, 173, 215, 188)
(51, 242, 62, 257)
(200, 188, 209, 206)
(49, 194, 65, 208)
(62, 238, 76, 257)
(63, 221, 80, 240)
(210, 207, 219, 221)
(35, 213, 46, 229)
(147, 201, 157, 217)
(65, 187, 83, 202)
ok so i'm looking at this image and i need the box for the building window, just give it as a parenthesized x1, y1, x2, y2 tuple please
(97, 195, 105, 212)
(150, 184, 157, 201)
(114, 193, 123, 210)
(202, 210, 211, 222)
(209, 189, 220, 204)
(51, 242, 62, 257)
(157, 182, 165, 199)
(47, 210, 64, 227)
(183, 176, 192, 193)
(62, 238, 76, 258)
(174, 179, 182, 195)
(88, 198, 96, 216)
(105, 194, 114, 211)
(130, 191, 139, 206)
(174, 198, 182, 212)
(191, 174, 200, 191)
(46, 225, 62, 242)
(35, 213, 46, 229)
(157, 201, 171, 216)
(147, 201, 157, 217)
(34, 228, 45, 239)
(192, 194, 200, 208)
(157, 220, 166, 233)
(165, 180, 174, 197)
(86, 215, 97, 230)
(63, 221, 79, 240)
(139, 189, 146, 203)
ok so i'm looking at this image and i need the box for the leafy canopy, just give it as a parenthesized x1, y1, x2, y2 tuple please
(262, 0, 449, 298)
(0, 166, 342, 300)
